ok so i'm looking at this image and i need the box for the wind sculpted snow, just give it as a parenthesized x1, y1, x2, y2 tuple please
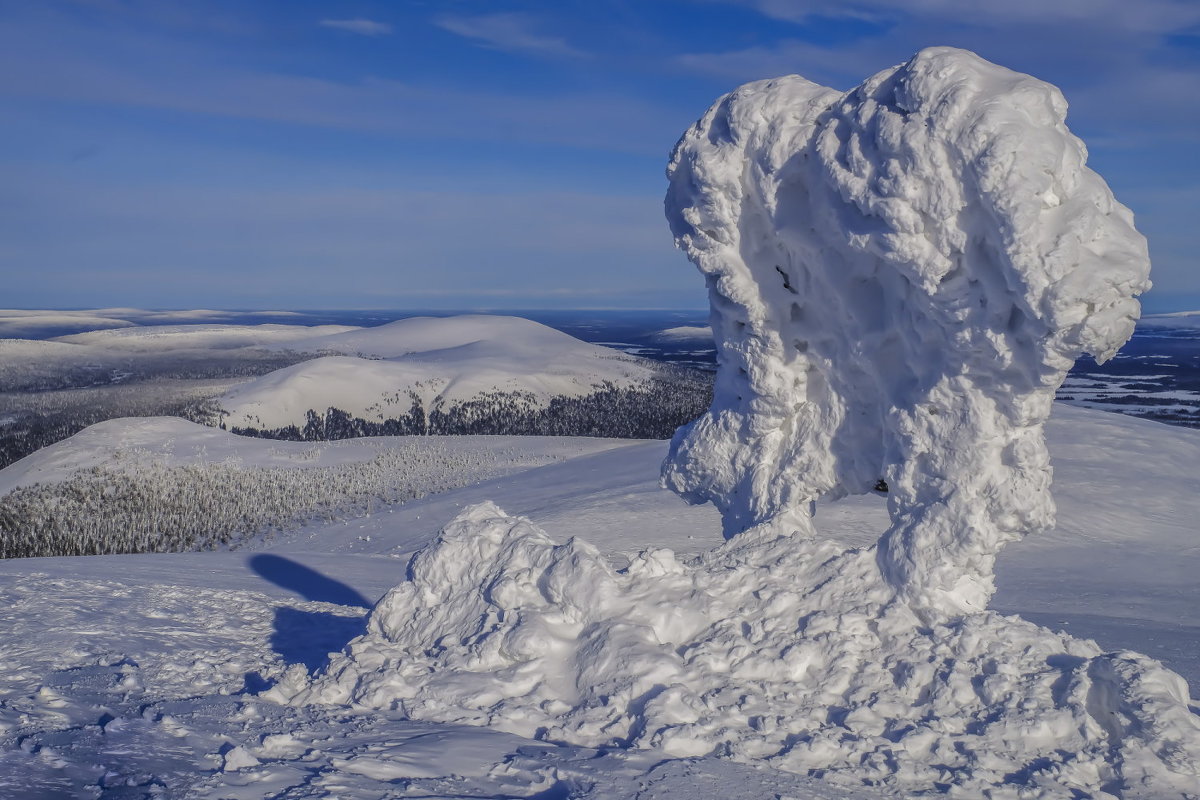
(271, 49, 1200, 797)
(662, 45, 1150, 611)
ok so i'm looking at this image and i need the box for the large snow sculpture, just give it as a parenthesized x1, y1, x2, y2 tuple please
(663, 46, 1149, 612)
(272, 49, 1200, 797)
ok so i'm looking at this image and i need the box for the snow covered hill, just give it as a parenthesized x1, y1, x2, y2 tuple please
(0, 403, 1196, 797)
(1141, 310, 1200, 329)
(0, 416, 627, 558)
(217, 315, 704, 439)
(54, 323, 358, 351)
(0, 308, 309, 339)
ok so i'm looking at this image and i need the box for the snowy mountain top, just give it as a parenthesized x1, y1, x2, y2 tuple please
(0, 313, 138, 339)
(0, 308, 303, 339)
(0, 415, 628, 499)
(1141, 310, 1200, 328)
(53, 323, 360, 352)
(260, 314, 606, 359)
(218, 316, 663, 432)
(654, 325, 712, 342)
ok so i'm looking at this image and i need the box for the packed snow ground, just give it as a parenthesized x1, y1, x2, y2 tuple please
(0, 404, 1196, 797)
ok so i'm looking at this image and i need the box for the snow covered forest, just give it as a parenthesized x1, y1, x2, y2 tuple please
(0, 436, 580, 559)
(230, 371, 711, 441)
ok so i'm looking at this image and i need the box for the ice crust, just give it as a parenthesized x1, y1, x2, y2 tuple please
(274, 49, 1200, 796)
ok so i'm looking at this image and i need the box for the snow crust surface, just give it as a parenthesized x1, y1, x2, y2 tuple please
(272, 49, 1200, 797)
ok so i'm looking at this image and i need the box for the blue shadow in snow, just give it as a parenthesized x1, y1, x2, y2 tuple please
(248, 554, 374, 672)
(248, 553, 371, 608)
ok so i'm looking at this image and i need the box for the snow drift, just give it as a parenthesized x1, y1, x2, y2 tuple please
(272, 48, 1200, 796)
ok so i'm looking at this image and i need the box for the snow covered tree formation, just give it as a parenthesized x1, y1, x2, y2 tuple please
(663, 46, 1150, 613)
(273, 49, 1200, 796)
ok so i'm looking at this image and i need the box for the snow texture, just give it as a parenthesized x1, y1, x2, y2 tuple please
(271, 49, 1200, 797)
(2, 405, 1200, 797)
(663, 45, 1151, 611)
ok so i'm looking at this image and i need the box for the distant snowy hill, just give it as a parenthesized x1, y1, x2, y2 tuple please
(0, 307, 306, 339)
(1140, 310, 1200, 328)
(0, 416, 627, 558)
(259, 314, 579, 359)
(0, 321, 359, 391)
(54, 323, 358, 351)
(653, 325, 712, 342)
(218, 315, 704, 439)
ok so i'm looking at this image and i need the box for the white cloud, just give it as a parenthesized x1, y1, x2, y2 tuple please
(742, 0, 1200, 35)
(674, 2, 1200, 145)
(434, 13, 584, 58)
(319, 18, 392, 37)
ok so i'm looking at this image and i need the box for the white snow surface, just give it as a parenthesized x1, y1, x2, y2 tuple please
(0, 415, 626, 499)
(219, 315, 658, 431)
(1, 404, 1199, 797)
(269, 49, 1199, 798)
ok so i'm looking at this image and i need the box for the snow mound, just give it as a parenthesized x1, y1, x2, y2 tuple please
(271, 49, 1200, 796)
(271, 502, 1200, 796)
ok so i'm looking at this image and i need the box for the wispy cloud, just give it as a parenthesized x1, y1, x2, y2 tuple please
(319, 18, 392, 37)
(0, 25, 682, 155)
(675, 1, 1200, 145)
(0, 169, 688, 307)
(740, 0, 1200, 34)
(434, 12, 584, 58)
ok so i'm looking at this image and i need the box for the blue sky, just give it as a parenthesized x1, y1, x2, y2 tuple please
(1, 1, 1198, 311)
